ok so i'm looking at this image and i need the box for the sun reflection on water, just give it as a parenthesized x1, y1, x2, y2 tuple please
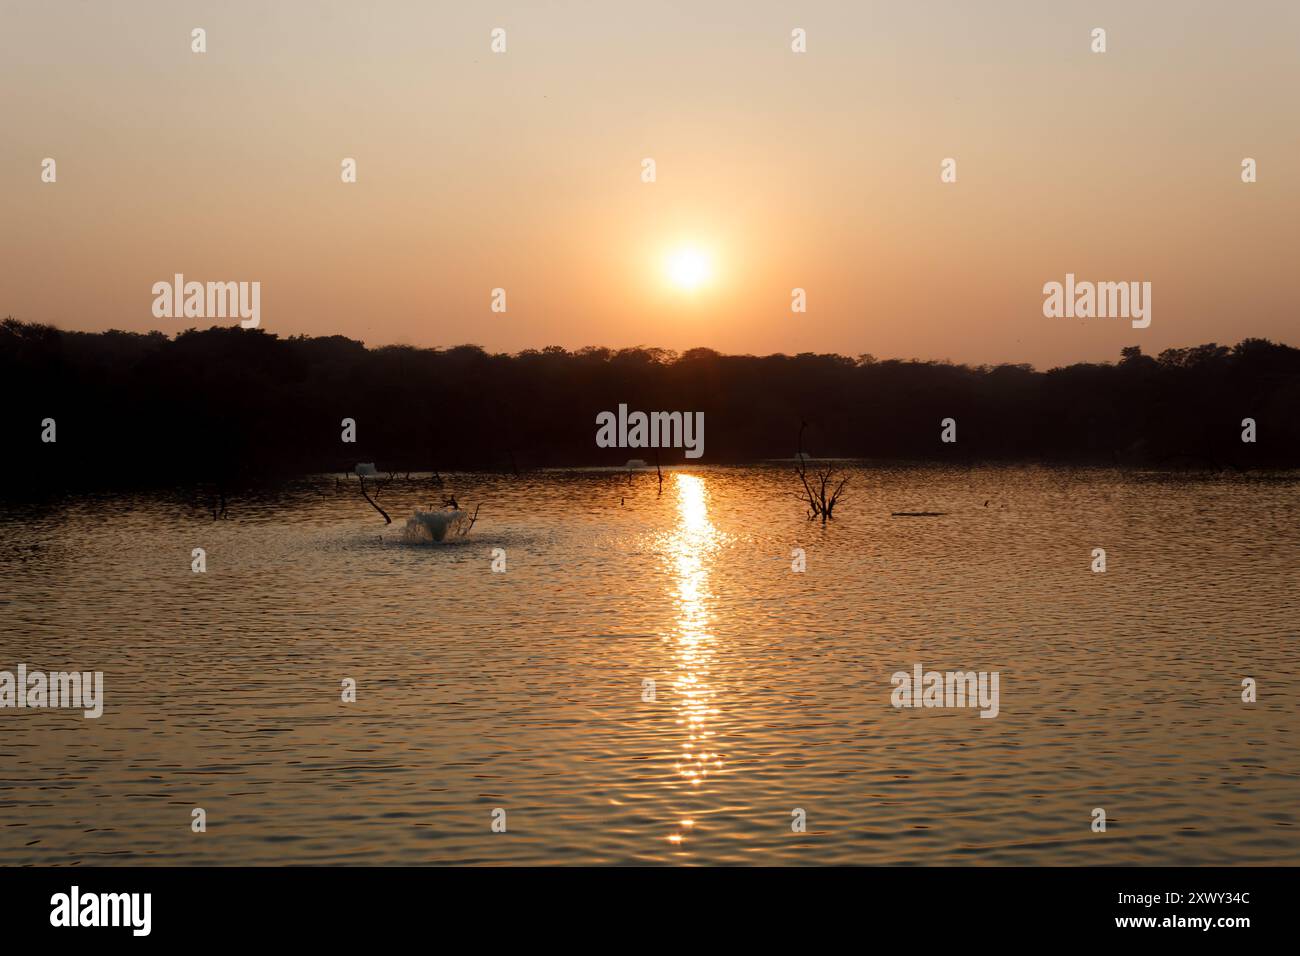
(663, 473, 725, 848)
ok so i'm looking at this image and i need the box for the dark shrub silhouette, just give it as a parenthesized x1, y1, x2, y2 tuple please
(2, 317, 1296, 494)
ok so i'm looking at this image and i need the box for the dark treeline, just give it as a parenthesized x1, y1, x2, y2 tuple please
(2, 318, 1297, 493)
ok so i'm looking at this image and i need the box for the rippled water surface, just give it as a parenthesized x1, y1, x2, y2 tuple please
(1, 466, 1297, 865)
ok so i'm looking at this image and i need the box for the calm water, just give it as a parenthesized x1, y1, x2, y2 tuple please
(1, 465, 1297, 865)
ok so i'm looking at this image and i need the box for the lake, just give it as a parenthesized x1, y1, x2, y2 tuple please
(1, 465, 1296, 865)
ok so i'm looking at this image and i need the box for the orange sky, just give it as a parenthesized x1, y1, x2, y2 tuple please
(2, 0, 1297, 367)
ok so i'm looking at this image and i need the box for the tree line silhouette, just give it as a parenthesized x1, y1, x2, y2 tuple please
(2, 317, 1296, 494)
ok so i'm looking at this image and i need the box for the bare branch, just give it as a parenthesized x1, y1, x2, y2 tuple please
(460, 503, 482, 536)
(793, 425, 848, 523)
(359, 476, 391, 524)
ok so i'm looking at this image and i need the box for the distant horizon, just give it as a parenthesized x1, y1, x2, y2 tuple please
(5, 1, 1298, 369)
(5, 318, 1296, 490)
(9, 315, 1295, 374)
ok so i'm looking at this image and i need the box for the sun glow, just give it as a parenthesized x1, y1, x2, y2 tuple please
(665, 247, 712, 291)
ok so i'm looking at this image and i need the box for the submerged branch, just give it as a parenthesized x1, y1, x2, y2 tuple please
(359, 476, 391, 524)
(794, 422, 848, 523)
(460, 503, 482, 536)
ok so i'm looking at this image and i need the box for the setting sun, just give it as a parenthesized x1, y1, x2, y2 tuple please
(666, 247, 712, 291)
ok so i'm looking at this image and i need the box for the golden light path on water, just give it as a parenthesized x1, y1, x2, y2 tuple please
(664, 473, 724, 848)
(3, 469, 1299, 864)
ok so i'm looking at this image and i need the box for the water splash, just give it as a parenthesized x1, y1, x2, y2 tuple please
(400, 509, 468, 544)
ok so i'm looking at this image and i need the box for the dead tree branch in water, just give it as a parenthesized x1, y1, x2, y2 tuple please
(796, 459, 848, 523)
(459, 503, 482, 536)
(795, 422, 847, 524)
(358, 476, 391, 524)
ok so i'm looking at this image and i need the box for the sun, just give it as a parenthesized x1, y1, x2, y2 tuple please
(665, 247, 712, 291)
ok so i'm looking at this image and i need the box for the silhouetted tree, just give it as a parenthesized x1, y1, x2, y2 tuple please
(1, 319, 1296, 495)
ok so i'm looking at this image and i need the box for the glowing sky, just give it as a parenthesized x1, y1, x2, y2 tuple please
(2, 0, 1296, 366)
